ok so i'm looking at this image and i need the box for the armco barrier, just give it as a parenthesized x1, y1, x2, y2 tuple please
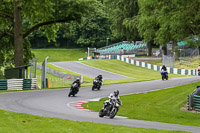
(116, 55, 197, 75)
(0, 78, 37, 90)
(78, 55, 197, 75)
(0, 80, 7, 90)
(7, 79, 23, 90)
(188, 86, 200, 111)
(194, 95, 200, 111)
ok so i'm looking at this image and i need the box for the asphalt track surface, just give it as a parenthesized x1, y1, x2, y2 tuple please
(50, 61, 130, 79)
(0, 77, 200, 132)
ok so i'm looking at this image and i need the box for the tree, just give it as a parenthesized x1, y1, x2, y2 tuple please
(104, 0, 153, 55)
(73, 2, 111, 47)
(138, 0, 200, 55)
(137, 0, 160, 55)
(106, 0, 140, 41)
(0, 0, 95, 67)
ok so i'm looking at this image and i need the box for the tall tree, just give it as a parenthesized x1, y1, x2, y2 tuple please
(107, 0, 139, 41)
(138, 0, 200, 55)
(71, 2, 111, 47)
(0, 0, 95, 67)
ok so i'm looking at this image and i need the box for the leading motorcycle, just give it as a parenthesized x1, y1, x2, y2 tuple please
(99, 99, 120, 119)
(160, 70, 168, 80)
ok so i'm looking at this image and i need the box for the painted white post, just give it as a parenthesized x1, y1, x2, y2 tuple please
(41, 56, 49, 88)
(88, 47, 89, 57)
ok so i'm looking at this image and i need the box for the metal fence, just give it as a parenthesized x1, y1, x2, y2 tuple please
(179, 60, 199, 69)
(29, 58, 37, 78)
(162, 55, 175, 68)
(36, 63, 82, 82)
(179, 47, 199, 57)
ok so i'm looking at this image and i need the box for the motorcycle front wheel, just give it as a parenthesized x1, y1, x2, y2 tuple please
(92, 85, 95, 91)
(68, 90, 73, 97)
(109, 108, 118, 119)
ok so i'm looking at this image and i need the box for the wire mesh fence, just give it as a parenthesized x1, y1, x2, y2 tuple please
(36, 63, 82, 82)
(162, 55, 175, 68)
(36, 75, 72, 88)
(29, 58, 38, 78)
(179, 60, 199, 69)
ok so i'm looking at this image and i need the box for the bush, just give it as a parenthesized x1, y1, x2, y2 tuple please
(0, 69, 5, 79)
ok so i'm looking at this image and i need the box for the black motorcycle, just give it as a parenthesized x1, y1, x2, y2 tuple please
(68, 83, 79, 97)
(99, 99, 120, 119)
(160, 70, 168, 80)
(92, 79, 101, 90)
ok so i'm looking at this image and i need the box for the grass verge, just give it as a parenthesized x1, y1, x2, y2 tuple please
(32, 48, 87, 62)
(47, 63, 93, 87)
(0, 110, 186, 133)
(82, 82, 200, 127)
(36, 68, 72, 88)
(82, 60, 185, 85)
(145, 57, 200, 69)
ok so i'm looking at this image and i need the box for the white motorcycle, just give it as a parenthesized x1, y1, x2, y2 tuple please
(99, 99, 121, 119)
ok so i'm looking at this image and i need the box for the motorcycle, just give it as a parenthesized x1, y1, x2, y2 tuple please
(99, 99, 120, 119)
(198, 68, 200, 76)
(92, 79, 101, 90)
(68, 83, 79, 97)
(160, 70, 168, 80)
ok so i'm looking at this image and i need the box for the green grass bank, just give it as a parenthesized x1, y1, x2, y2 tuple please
(82, 60, 184, 83)
(0, 110, 185, 133)
(82, 82, 200, 127)
(32, 48, 87, 62)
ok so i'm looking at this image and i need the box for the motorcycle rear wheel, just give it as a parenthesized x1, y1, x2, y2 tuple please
(99, 109, 104, 117)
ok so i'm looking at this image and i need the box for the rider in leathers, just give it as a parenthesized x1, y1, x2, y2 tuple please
(104, 90, 122, 109)
(71, 78, 81, 92)
(96, 74, 103, 86)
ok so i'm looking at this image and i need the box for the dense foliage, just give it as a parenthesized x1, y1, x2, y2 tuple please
(0, 0, 95, 67)
(0, 0, 200, 68)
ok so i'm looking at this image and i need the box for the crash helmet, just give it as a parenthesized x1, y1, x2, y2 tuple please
(114, 90, 119, 97)
(76, 78, 80, 82)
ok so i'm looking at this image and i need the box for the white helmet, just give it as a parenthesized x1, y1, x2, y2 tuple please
(108, 93, 114, 99)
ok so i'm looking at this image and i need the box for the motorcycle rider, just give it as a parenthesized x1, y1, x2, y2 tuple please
(96, 74, 103, 86)
(104, 90, 122, 109)
(198, 64, 200, 76)
(160, 65, 168, 80)
(161, 65, 167, 71)
(71, 78, 81, 92)
(109, 90, 122, 105)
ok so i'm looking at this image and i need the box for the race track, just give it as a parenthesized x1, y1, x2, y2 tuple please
(0, 77, 200, 132)
(50, 61, 130, 79)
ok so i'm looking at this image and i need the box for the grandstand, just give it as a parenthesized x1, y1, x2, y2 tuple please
(97, 41, 147, 55)
(177, 41, 187, 47)
(177, 37, 199, 48)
